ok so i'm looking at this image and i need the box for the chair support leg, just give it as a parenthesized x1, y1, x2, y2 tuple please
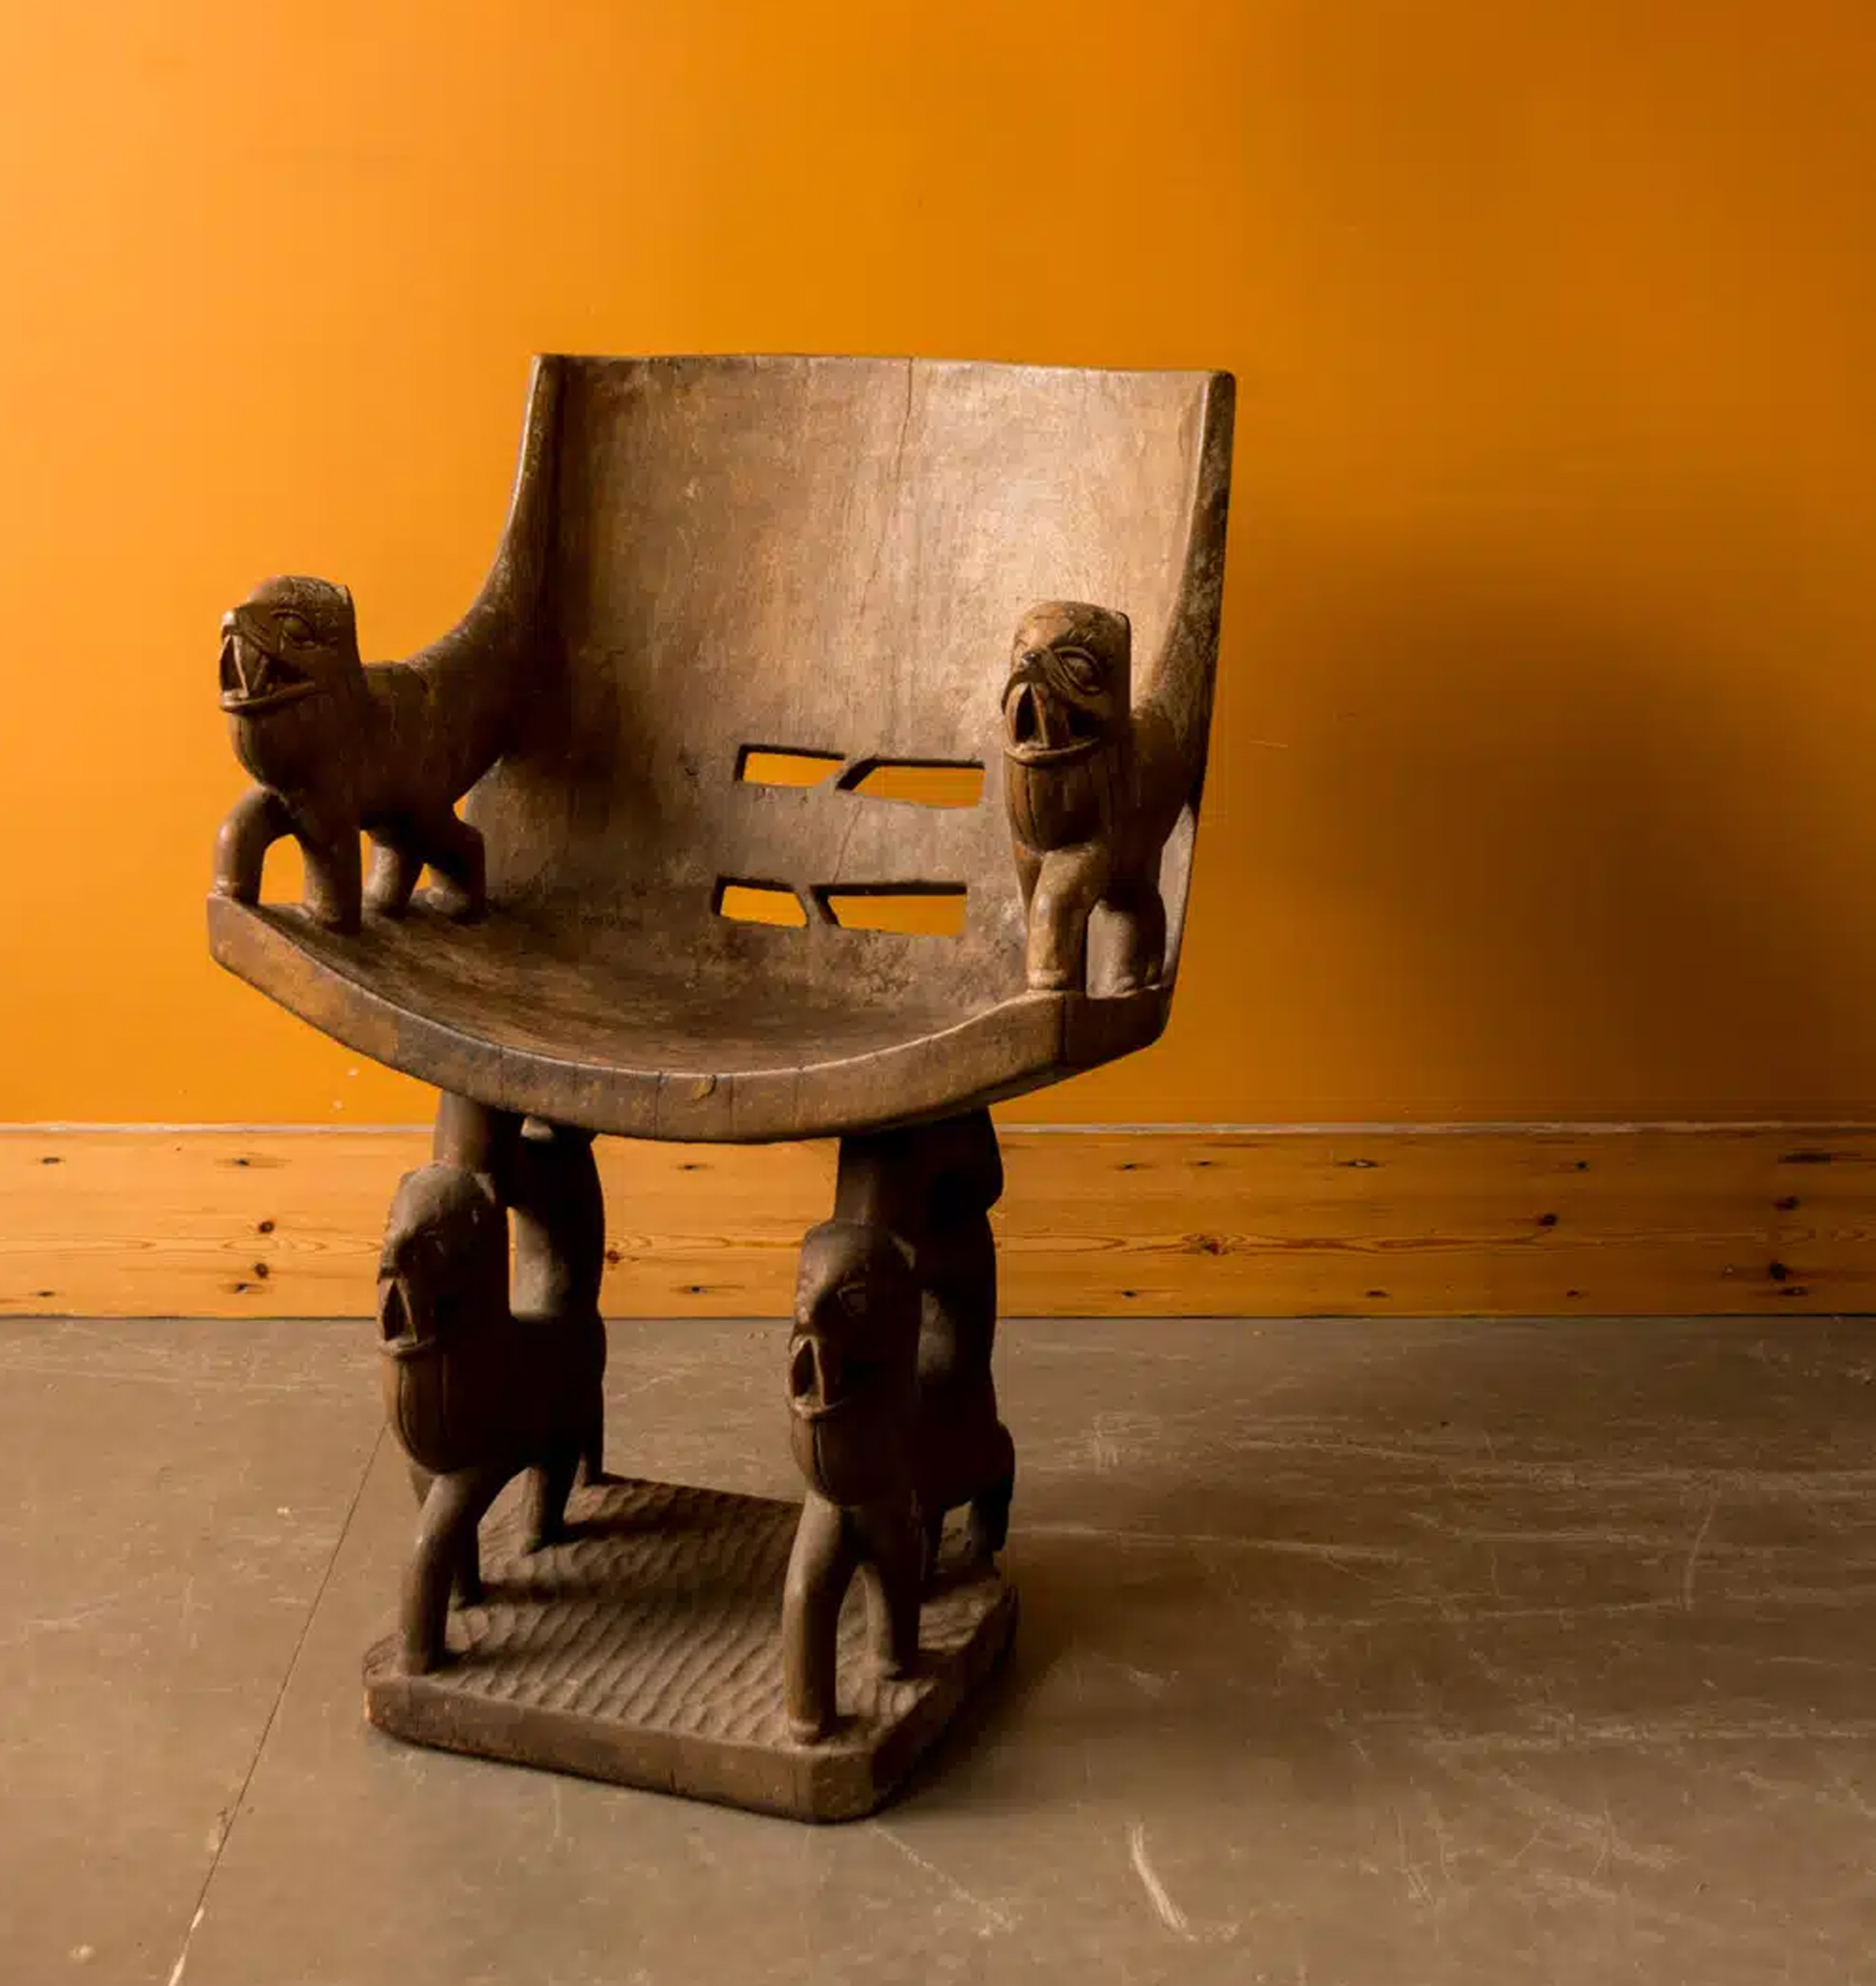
(832, 1111, 1015, 1577)
(402, 1462, 509, 1673)
(779, 1109, 1016, 1738)
(379, 1094, 612, 1671)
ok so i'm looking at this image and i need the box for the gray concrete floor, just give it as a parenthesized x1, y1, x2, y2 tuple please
(5, 1314, 1876, 1984)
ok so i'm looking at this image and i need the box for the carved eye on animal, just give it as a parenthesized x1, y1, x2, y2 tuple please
(1054, 645, 1101, 697)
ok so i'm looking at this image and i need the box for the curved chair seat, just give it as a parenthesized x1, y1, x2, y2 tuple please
(208, 896, 1167, 1141)
(207, 354, 1233, 1145)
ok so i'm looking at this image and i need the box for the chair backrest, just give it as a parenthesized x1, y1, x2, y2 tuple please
(469, 355, 1233, 1010)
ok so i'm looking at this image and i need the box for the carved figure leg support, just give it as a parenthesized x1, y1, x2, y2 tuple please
(402, 1462, 510, 1673)
(834, 1115, 1016, 1577)
(432, 1096, 610, 1549)
(856, 1501, 926, 1677)
(523, 1441, 583, 1556)
(781, 1493, 925, 1743)
(782, 1493, 859, 1742)
(405, 1461, 483, 1603)
(914, 1113, 1016, 1571)
(511, 1118, 609, 1542)
(781, 1185, 926, 1742)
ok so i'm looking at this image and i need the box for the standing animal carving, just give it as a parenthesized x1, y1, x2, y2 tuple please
(378, 1160, 606, 1674)
(780, 1220, 925, 1743)
(211, 577, 512, 934)
(1002, 600, 1187, 994)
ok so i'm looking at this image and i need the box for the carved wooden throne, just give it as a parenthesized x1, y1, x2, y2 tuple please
(207, 355, 1233, 1820)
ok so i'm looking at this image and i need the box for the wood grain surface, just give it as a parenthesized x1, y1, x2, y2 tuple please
(4, 1125, 1869, 1319)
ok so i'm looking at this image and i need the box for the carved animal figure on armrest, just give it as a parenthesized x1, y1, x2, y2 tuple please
(377, 1162, 606, 1674)
(1001, 600, 1186, 995)
(211, 577, 500, 934)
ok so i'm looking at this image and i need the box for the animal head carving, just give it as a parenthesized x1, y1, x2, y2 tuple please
(1003, 601, 1132, 768)
(786, 1219, 919, 1505)
(376, 1163, 507, 1362)
(219, 576, 362, 720)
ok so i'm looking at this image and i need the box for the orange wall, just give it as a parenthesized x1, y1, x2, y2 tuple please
(2, 1, 1874, 1126)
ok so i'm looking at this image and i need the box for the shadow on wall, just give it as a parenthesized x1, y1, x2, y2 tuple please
(1189, 508, 1875, 1121)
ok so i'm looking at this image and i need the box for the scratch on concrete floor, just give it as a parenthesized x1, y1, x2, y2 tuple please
(875, 1824, 1015, 1936)
(165, 1903, 205, 1986)
(1127, 1821, 1195, 1939)
(1022, 1521, 1400, 1568)
(1394, 1806, 1435, 1907)
(1437, 1761, 1674, 1872)
(1682, 1483, 1722, 1611)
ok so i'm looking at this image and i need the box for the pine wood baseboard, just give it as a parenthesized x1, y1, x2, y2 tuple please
(2, 1124, 1869, 1320)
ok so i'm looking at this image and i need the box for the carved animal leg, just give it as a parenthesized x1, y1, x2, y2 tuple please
(1026, 842, 1111, 992)
(921, 1506, 946, 1583)
(579, 1407, 606, 1487)
(401, 1463, 508, 1674)
(1012, 842, 1042, 917)
(297, 825, 364, 935)
(782, 1493, 860, 1743)
(511, 1120, 610, 1492)
(523, 1440, 582, 1553)
(365, 835, 422, 917)
(404, 1460, 481, 1603)
(414, 809, 487, 920)
(966, 1472, 1015, 1561)
(212, 786, 295, 903)
(855, 1500, 925, 1679)
(915, 1112, 1016, 1573)
(1105, 870, 1169, 995)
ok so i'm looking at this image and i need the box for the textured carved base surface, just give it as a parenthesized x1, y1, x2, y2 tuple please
(363, 1476, 1017, 1822)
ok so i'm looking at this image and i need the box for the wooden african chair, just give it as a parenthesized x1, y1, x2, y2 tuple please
(207, 354, 1233, 1819)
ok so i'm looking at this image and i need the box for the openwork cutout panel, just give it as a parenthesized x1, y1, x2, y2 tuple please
(714, 879, 809, 928)
(736, 747, 846, 789)
(736, 746, 985, 811)
(816, 885, 968, 936)
(840, 760, 985, 809)
(715, 878, 968, 937)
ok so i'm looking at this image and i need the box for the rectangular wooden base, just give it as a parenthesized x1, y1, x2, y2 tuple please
(362, 1477, 1018, 1823)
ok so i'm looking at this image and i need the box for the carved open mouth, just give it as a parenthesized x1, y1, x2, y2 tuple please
(1003, 679, 1105, 766)
(787, 1334, 846, 1420)
(377, 1276, 433, 1357)
(219, 626, 317, 715)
